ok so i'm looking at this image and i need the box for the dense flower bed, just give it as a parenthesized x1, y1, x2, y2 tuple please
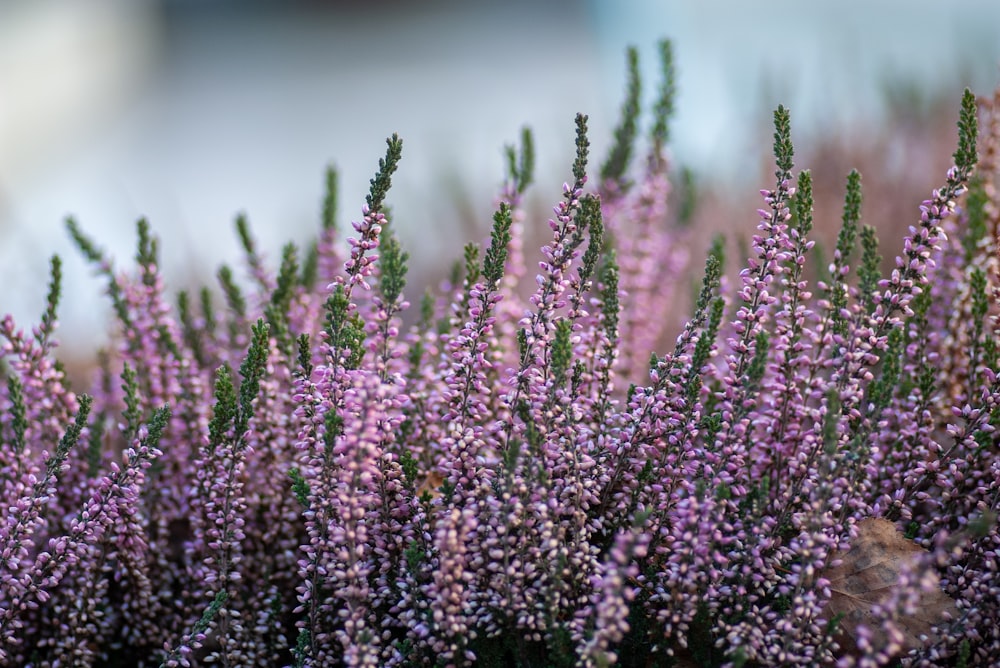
(2, 41, 1000, 667)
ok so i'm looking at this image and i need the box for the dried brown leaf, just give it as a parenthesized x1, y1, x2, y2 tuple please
(416, 470, 444, 500)
(822, 517, 958, 656)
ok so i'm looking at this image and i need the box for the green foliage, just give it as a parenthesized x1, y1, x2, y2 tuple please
(676, 165, 698, 225)
(367, 134, 404, 213)
(5, 375, 27, 455)
(953, 88, 978, 174)
(693, 240, 724, 325)
(289, 467, 311, 509)
(463, 243, 481, 290)
(36, 256, 62, 347)
(65, 215, 104, 266)
(517, 327, 529, 366)
(602, 46, 641, 187)
(235, 212, 256, 263)
(683, 244, 725, 406)
(322, 164, 339, 232)
(121, 362, 142, 443)
(208, 364, 238, 452)
(269, 243, 300, 320)
(87, 414, 105, 478)
(963, 177, 988, 262)
(687, 298, 724, 408)
(688, 602, 721, 667)
(839, 170, 863, 261)
(772, 105, 794, 179)
(830, 170, 863, 339)
(177, 289, 207, 366)
(868, 326, 904, 413)
(651, 39, 677, 150)
(47, 395, 93, 479)
(746, 331, 770, 388)
(218, 265, 248, 319)
(300, 243, 319, 288)
(573, 113, 591, 190)
(161, 590, 229, 668)
(296, 333, 313, 379)
(399, 446, 419, 485)
(483, 202, 513, 289)
(969, 266, 989, 387)
(956, 638, 971, 668)
(403, 540, 424, 572)
(135, 217, 159, 285)
(578, 195, 605, 288)
(858, 225, 881, 314)
(200, 286, 216, 335)
(145, 404, 172, 449)
(323, 410, 344, 461)
(379, 232, 410, 307)
(792, 170, 814, 237)
(325, 285, 366, 370)
(237, 319, 271, 434)
(505, 126, 536, 195)
(599, 250, 620, 342)
(823, 390, 842, 455)
(550, 319, 573, 387)
(66, 217, 132, 329)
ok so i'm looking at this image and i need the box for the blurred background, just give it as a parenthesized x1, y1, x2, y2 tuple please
(2, 0, 999, 359)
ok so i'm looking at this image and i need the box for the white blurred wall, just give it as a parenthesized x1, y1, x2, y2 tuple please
(1, 0, 998, 353)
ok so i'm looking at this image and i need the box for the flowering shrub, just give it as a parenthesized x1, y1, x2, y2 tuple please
(2, 41, 1000, 667)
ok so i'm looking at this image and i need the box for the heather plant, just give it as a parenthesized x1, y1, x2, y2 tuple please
(2, 40, 1000, 667)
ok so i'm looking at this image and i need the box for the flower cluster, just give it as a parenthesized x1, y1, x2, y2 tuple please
(2, 40, 1000, 667)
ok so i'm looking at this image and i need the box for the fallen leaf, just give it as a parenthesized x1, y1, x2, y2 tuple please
(822, 517, 958, 655)
(416, 470, 444, 500)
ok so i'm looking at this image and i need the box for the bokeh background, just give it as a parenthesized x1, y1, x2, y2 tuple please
(2, 0, 1000, 360)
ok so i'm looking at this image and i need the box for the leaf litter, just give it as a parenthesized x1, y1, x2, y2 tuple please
(822, 517, 958, 656)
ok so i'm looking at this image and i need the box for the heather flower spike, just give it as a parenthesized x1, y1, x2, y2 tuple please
(3, 40, 1000, 666)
